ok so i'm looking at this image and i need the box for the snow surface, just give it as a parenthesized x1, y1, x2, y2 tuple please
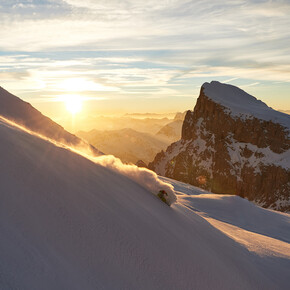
(203, 81, 290, 131)
(1, 117, 290, 289)
(162, 176, 290, 257)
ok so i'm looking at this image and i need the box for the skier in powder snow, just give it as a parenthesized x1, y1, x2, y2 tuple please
(158, 190, 169, 205)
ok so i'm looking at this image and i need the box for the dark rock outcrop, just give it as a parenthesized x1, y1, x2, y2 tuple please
(149, 81, 290, 212)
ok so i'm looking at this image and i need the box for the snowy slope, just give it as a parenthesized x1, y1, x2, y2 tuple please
(0, 117, 289, 289)
(162, 177, 290, 264)
(203, 81, 290, 131)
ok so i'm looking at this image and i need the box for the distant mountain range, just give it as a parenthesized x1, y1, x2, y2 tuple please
(149, 81, 290, 212)
(77, 112, 186, 164)
(61, 114, 172, 134)
(77, 128, 169, 164)
(156, 119, 184, 142)
(155, 111, 186, 142)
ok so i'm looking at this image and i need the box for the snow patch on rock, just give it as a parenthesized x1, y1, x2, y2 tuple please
(154, 140, 189, 176)
(227, 135, 290, 177)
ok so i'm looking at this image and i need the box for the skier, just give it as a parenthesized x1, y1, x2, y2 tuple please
(157, 190, 169, 205)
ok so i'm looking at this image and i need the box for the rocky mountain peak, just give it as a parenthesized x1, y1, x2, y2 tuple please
(202, 81, 289, 129)
(182, 82, 289, 153)
(149, 81, 290, 212)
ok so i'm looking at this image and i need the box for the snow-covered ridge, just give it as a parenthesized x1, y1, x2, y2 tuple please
(203, 81, 290, 130)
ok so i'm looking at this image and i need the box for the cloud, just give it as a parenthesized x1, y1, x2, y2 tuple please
(172, 63, 290, 83)
(243, 82, 260, 87)
(224, 77, 239, 83)
(0, 1, 289, 52)
(0, 1, 290, 110)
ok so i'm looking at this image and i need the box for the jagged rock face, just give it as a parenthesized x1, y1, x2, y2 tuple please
(149, 82, 290, 212)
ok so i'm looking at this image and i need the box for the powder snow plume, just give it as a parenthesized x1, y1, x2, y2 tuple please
(93, 155, 177, 205)
(0, 116, 177, 205)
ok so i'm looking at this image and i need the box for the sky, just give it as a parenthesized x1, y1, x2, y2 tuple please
(0, 0, 290, 121)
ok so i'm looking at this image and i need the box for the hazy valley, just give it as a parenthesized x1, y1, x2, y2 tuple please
(76, 112, 185, 164)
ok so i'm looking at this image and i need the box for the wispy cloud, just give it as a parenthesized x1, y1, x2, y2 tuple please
(0, 0, 290, 112)
(224, 77, 239, 83)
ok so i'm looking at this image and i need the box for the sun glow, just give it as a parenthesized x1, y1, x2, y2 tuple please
(64, 95, 83, 115)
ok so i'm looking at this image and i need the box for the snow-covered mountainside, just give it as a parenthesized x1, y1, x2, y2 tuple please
(77, 128, 169, 164)
(0, 86, 102, 156)
(0, 116, 289, 289)
(149, 81, 290, 212)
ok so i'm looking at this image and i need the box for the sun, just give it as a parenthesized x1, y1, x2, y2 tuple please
(64, 95, 83, 115)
